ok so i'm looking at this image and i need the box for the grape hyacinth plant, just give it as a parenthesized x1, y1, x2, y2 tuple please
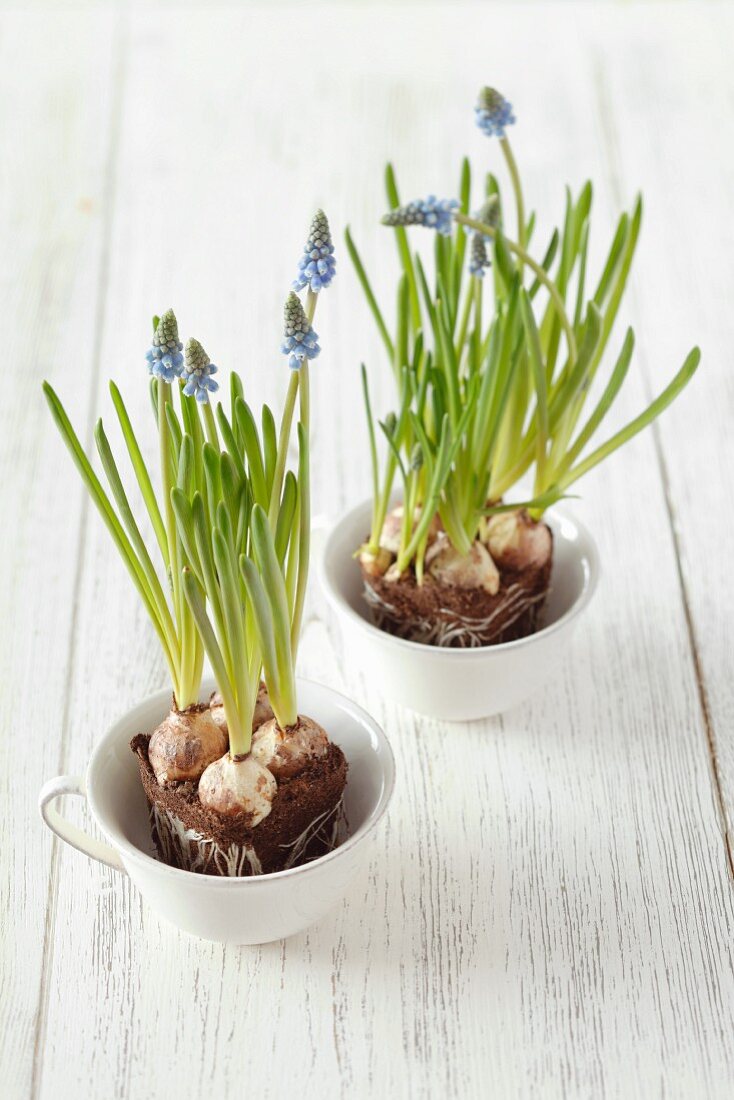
(44, 310, 227, 783)
(44, 211, 349, 877)
(345, 87, 700, 647)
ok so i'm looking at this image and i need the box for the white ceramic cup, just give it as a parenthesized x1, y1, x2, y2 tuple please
(319, 500, 600, 721)
(39, 677, 395, 945)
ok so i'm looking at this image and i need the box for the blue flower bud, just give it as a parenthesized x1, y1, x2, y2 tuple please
(475, 87, 516, 139)
(468, 198, 500, 278)
(146, 309, 184, 382)
(281, 292, 320, 371)
(382, 196, 459, 237)
(182, 338, 219, 404)
(469, 233, 491, 278)
(293, 210, 336, 293)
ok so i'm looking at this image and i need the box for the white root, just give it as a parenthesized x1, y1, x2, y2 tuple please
(151, 804, 263, 876)
(148, 708, 227, 787)
(250, 714, 329, 780)
(426, 533, 500, 595)
(363, 574, 546, 647)
(278, 795, 347, 869)
(151, 796, 346, 877)
(198, 753, 277, 824)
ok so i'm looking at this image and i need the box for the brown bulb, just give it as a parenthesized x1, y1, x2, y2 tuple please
(485, 511, 552, 571)
(250, 715, 329, 780)
(148, 707, 227, 787)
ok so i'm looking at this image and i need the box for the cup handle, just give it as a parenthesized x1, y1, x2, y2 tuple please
(39, 775, 126, 873)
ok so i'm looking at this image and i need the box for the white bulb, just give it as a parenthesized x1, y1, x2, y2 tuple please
(198, 754, 277, 824)
(250, 715, 329, 780)
(427, 534, 500, 595)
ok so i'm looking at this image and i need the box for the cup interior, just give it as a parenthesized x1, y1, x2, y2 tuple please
(86, 678, 394, 879)
(321, 498, 598, 650)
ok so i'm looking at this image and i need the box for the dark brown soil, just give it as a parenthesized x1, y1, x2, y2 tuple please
(362, 526, 553, 647)
(131, 734, 348, 877)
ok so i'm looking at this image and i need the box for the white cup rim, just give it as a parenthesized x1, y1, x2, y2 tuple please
(86, 677, 395, 886)
(320, 500, 600, 659)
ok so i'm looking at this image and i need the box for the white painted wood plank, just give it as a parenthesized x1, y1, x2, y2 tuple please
(588, 1, 734, 871)
(25, 4, 734, 1100)
(0, 9, 119, 1100)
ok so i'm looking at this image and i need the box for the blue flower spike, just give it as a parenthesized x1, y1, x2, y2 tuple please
(469, 233, 491, 278)
(475, 87, 516, 140)
(146, 309, 184, 382)
(182, 338, 219, 404)
(282, 291, 320, 371)
(469, 197, 500, 278)
(293, 209, 336, 293)
(381, 196, 459, 237)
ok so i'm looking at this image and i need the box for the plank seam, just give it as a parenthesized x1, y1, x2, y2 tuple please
(592, 52, 734, 884)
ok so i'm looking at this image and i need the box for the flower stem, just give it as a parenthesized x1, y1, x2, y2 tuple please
(454, 281, 475, 361)
(268, 371, 300, 527)
(455, 213, 577, 367)
(290, 290, 316, 655)
(500, 136, 526, 275)
(158, 378, 188, 706)
(202, 402, 219, 448)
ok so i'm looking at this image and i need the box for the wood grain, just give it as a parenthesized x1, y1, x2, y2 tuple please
(0, 8, 118, 1099)
(4, 4, 733, 1099)
(589, 2, 734, 872)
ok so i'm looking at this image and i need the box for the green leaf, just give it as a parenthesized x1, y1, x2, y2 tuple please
(216, 404, 247, 482)
(43, 383, 177, 675)
(527, 229, 560, 301)
(261, 403, 277, 499)
(177, 433, 194, 496)
(561, 327, 635, 472)
(239, 555, 282, 719)
(290, 422, 311, 653)
(274, 471, 298, 567)
(344, 226, 394, 360)
(361, 365, 380, 536)
(182, 567, 247, 754)
(192, 492, 228, 670)
(109, 380, 168, 563)
(164, 400, 183, 463)
(94, 417, 178, 649)
(212, 527, 248, 710)
(385, 162, 421, 331)
(202, 443, 223, 528)
(560, 345, 700, 488)
(234, 397, 268, 507)
(520, 289, 548, 462)
(493, 227, 517, 293)
(170, 488, 203, 584)
(414, 253, 438, 335)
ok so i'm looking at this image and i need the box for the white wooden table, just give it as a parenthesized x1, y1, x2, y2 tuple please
(4, 2, 734, 1097)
